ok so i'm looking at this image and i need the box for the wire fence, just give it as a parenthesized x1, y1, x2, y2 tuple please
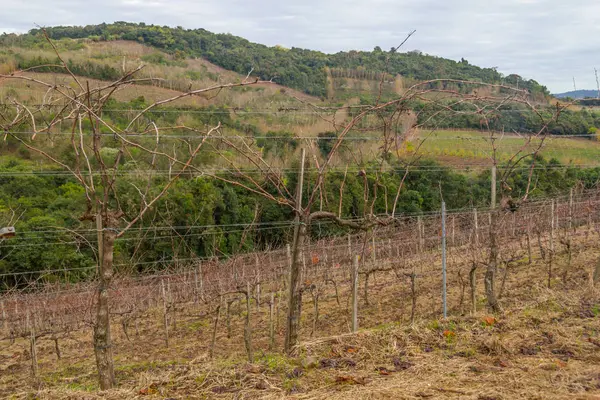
(1, 189, 599, 343)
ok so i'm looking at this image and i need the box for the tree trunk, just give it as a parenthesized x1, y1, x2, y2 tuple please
(526, 223, 532, 264)
(457, 271, 465, 314)
(244, 283, 254, 363)
(53, 337, 61, 360)
(161, 280, 169, 348)
(593, 258, 600, 286)
(284, 219, 306, 354)
(352, 256, 359, 332)
(485, 211, 500, 312)
(363, 271, 370, 306)
(409, 273, 417, 325)
(310, 289, 319, 337)
(209, 300, 222, 359)
(93, 226, 116, 390)
(226, 300, 233, 339)
(469, 262, 477, 314)
(563, 238, 572, 284)
(28, 314, 38, 380)
(269, 293, 275, 350)
(327, 279, 340, 307)
(284, 149, 305, 354)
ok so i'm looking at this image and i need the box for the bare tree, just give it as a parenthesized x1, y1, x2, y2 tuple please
(198, 73, 552, 350)
(0, 35, 268, 389)
(471, 103, 565, 312)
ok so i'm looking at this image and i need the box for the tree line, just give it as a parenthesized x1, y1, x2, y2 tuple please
(0, 152, 594, 286)
(413, 101, 600, 136)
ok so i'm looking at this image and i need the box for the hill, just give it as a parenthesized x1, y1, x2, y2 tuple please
(0, 29, 598, 171)
(555, 89, 599, 99)
(1, 23, 600, 399)
(0, 22, 551, 100)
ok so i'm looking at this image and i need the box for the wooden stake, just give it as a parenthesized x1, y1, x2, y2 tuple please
(526, 217, 532, 264)
(161, 280, 169, 348)
(209, 299, 221, 359)
(193, 267, 199, 304)
(491, 164, 497, 209)
(244, 282, 254, 363)
(1, 301, 5, 330)
(352, 255, 359, 333)
(473, 208, 479, 246)
(27, 312, 38, 379)
(269, 293, 275, 350)
(569, 187, 574, 231)
(347, 234, 352, 257)
(409, 273, 417, 325)
(198, 262, 204, 302)
(550, 200, 555, 254)
(371, 235, 376, 263)
(417, 216, 423, 252)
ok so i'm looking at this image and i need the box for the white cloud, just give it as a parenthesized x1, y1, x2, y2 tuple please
(0, 0, 597, 92)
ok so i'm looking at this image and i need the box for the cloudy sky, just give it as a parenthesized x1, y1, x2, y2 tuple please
(1, 0, 598, 93)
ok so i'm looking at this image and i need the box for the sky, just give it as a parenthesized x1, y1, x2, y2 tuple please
(0, 0, 598, 93)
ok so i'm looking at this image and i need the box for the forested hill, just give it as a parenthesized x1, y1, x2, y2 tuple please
(0, 22, 549, 99)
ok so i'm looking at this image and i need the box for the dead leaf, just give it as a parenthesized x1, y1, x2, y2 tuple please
(443, 330, 455, 338)
(335, 375, 368, 385)
(138, 387, 158, 395)
(376, 366, 393, 375)
(588, 337, 600, 348)
(555, 359, 567, 368)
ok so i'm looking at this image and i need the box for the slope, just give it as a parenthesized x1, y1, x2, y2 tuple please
(1, 22, 551, 100)
(1, 205, 599, 399)
(0, 35, 598, 170)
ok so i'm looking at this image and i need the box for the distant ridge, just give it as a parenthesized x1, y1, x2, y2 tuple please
(554, 89, 599, 99)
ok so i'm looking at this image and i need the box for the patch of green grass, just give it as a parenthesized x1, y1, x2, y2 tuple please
(454, 347, 477, 358)
(195, 373, 208, 385)
(282, 377, 302, 394)
(64, 381, 98, 392)
(41, 361, 99, 392)
(187, 319, 210, 331)
(43, 362, 89, 383)
(417, 130, 600, 166)
(427, 320, 441, 331)
(258, 352, 295, 374)
(213, 355, 245, 370)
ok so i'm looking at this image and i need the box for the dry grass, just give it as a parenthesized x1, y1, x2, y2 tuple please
(0, 40, 318, 107)
(1, 229, 599, 399)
